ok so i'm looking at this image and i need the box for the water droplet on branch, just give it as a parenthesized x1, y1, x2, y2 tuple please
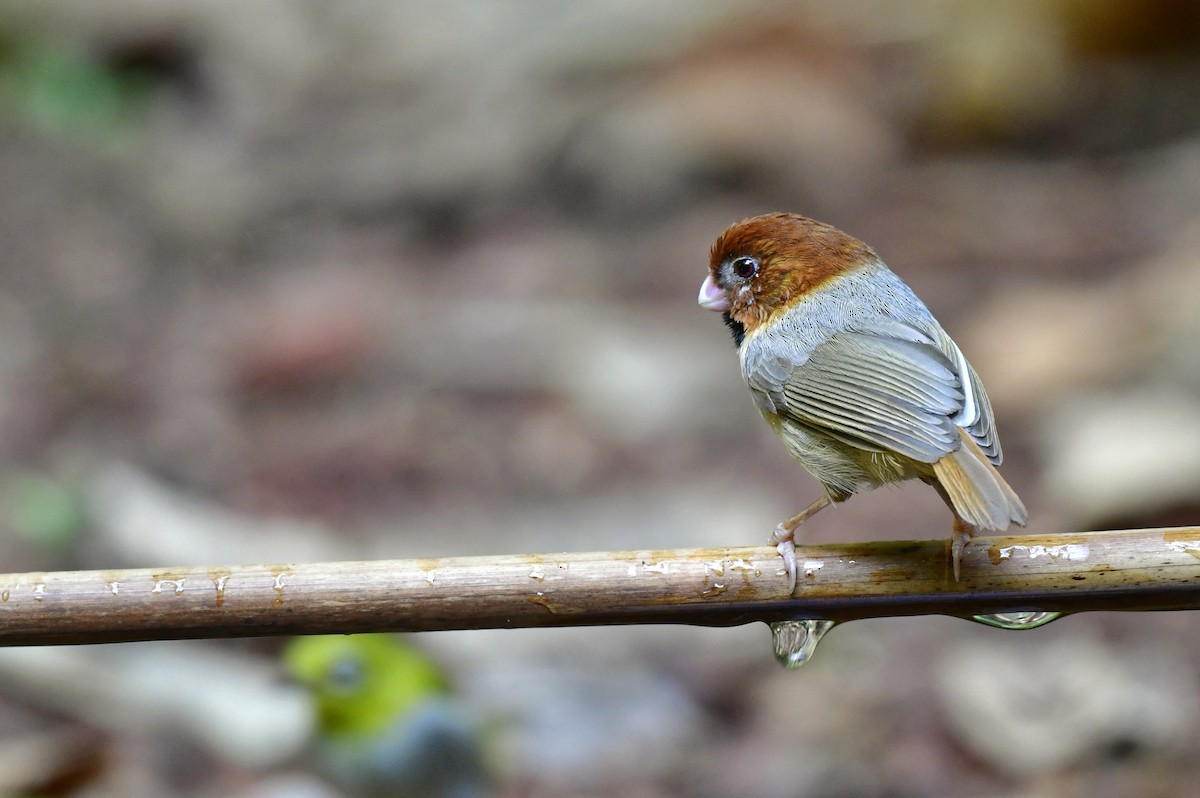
(970, 610, 1062, 630)
(769, 619, 836, 669)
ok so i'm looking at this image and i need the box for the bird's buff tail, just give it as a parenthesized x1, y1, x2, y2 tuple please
(932, 428, 1027, 532)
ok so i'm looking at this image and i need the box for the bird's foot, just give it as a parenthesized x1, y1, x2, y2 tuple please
(771, 495, 834, 595)
(951, 519, 975, 582)
(772, 524, 798, 594)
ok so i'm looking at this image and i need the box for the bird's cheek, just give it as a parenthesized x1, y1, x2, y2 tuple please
(698, 274, 731, 312)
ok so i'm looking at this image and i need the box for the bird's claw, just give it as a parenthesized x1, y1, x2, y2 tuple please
(951, 520, 974, 583)
(772, 523, 798, 594)
(950, 528, 969, 578)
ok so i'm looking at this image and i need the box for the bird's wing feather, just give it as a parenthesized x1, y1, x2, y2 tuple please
(926, 325, 1002, 463)
(763, 330, 968, 464)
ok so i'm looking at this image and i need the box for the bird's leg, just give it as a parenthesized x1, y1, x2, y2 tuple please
(951, 515, 975, 582)
(771, 494, 832, 594)
(928, 479, 976, 582)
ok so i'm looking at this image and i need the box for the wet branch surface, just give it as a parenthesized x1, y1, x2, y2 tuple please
(2, 527, 1199, 646)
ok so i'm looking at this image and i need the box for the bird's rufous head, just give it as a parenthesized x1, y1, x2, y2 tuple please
(698, 212, 876, 343)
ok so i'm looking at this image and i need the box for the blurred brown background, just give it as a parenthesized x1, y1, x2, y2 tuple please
(1, 1, 1200, 796)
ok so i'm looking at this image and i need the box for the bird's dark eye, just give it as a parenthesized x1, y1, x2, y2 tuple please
(731, 256, 759, 279)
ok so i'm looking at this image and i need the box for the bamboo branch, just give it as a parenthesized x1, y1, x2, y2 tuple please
(1, 527, 1199, 646)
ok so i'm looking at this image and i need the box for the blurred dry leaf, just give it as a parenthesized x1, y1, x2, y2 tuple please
(937, 634, 1198, 776)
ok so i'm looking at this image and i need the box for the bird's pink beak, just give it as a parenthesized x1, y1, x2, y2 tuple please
(698, 275, 730, 312)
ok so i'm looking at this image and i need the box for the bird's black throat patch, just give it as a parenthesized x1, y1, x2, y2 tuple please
(722, 311, 745, 347)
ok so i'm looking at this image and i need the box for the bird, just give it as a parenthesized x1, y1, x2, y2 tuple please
(283, 634, 490, 798)
(697, 212, 1026, 588)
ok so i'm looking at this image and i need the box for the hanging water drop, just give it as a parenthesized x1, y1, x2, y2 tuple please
(769, 619, 836, 669)
(970, 610, 1062, 630)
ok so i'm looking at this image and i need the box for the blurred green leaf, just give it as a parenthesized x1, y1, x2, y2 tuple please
(0, 32, 154, 150)
(284, 634, 450, 739)
(2, 470, 86, 552)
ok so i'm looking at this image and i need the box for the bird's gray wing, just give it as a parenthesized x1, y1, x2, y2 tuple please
(925, 324, 1002, 463)
(757, 328, 967, 464)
